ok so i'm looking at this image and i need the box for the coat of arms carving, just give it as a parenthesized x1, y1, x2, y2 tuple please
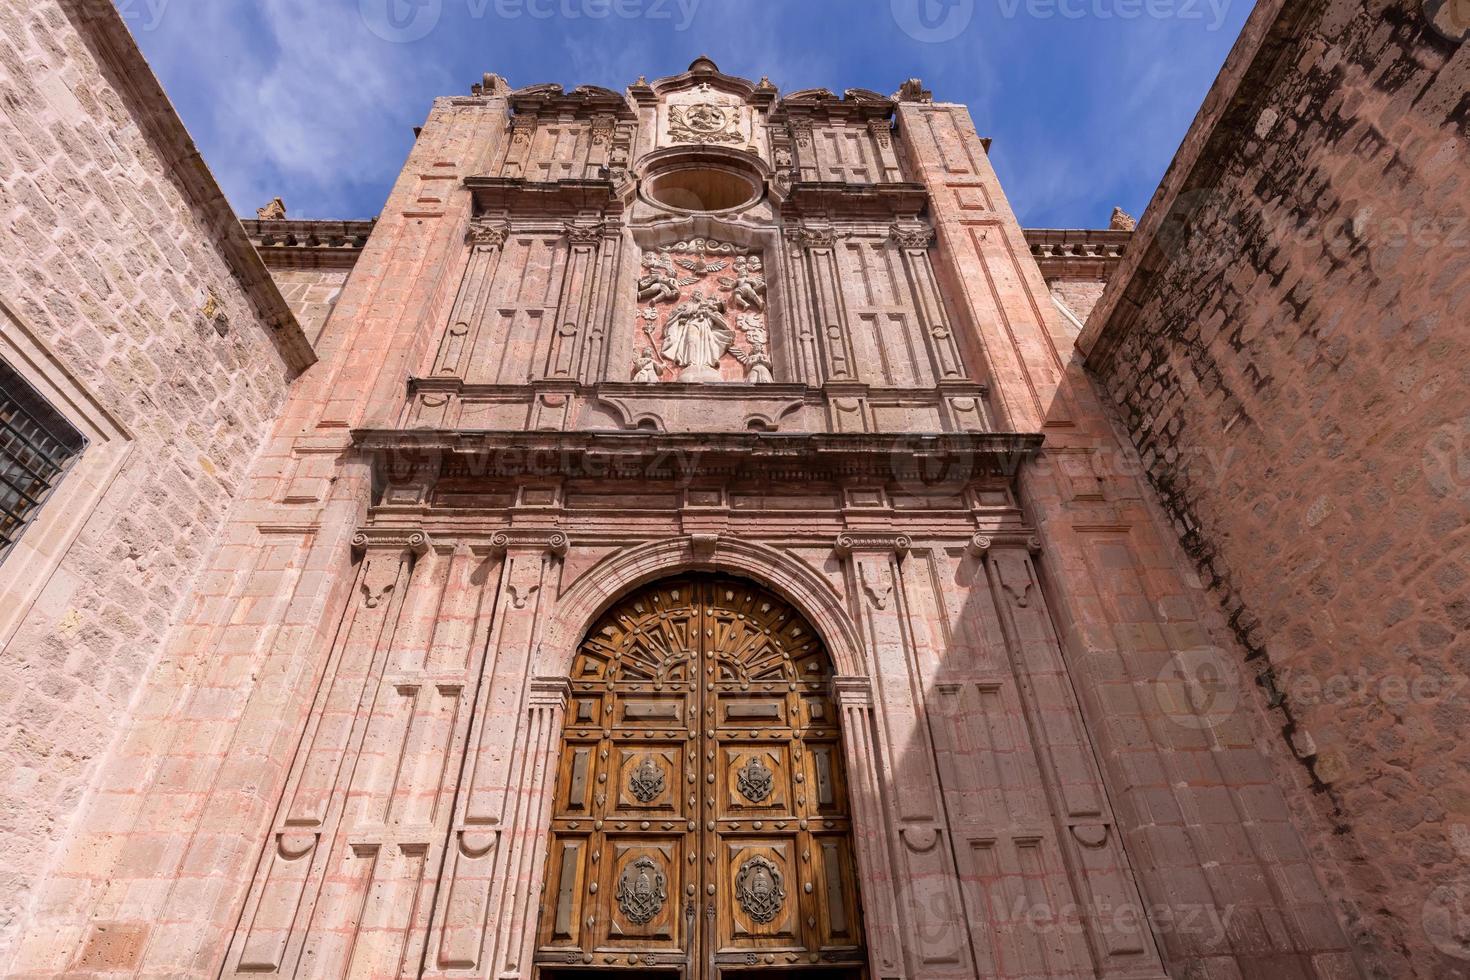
(617, 856, 668, 925)
(629, 756, 665, 804)
(735, 856, 785, 924)
(668, 102, 743, 145)
(736, 755, 774, 804)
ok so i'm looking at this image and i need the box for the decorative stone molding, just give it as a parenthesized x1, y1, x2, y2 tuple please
(893, 78, 933, 103)
(833, 532, 911, 559)
(489, 529, 570, 557)
(351, 526, 431, 557)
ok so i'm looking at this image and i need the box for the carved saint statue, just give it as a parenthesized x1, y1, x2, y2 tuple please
(631, 347, 661, 383)
(661, 291, 734, 382)
(637, 252, 693, 305)
(719, 256, 767, 312)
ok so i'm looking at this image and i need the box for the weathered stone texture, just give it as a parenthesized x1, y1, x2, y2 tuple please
(0, 0, 299, 958)
(1084, 0, 1469, 973)
(268, 268, 350, 345)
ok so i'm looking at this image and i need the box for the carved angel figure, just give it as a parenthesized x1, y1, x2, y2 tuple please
(734, 320, 774, 384)
(719, 256, 767, 311)
(637, 252, 695, 305)
(632, 347, 661, 383)
(661, 291, 734, 381)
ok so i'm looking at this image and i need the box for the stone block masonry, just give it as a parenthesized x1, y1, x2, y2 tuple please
(0, 0, 308, 965)
(1082, 0, 1470, 973)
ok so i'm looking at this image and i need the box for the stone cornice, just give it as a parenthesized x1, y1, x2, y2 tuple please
(464, 177, 627, 217)
(63, 0, 315, 373)
(1024, 228, 1131, 282)
(244, 218, 376, 271)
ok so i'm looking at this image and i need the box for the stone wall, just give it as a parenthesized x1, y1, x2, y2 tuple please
(0, 0, 307, 960)
(1081, 0, 1469, 973)
(268, 267, 351, 345)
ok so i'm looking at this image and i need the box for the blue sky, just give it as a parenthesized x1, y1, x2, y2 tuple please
(120, 0, 1253, 228)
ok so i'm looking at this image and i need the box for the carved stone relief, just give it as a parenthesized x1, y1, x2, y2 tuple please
(632, 239, 772, 383)
(665, 84, 747, 146)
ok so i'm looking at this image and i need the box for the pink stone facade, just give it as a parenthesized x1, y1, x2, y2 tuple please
(5, 6, 1455, 977)
(0, 0, 308, 960)
(1081, 0, 1470, 974)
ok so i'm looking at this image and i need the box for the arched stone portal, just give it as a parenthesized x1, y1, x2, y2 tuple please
(534, 574, 868, 978)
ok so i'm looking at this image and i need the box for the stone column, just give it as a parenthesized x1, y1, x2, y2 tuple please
(833, 676, 906, 980)
(494, 677, 571, 980)
(835, 532, 971, 977)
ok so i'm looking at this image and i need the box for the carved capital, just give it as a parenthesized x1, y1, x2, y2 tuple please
(527, 676, 572, 711)
(890, 222, 935, 249)
(467, 222, 508, 252)
(868, 118, 893, 148)
(834, 532, 911, 559)
(351, 526, 431, 557)
(565, 221, 606, 245)
(832, 676, 874, 709)
(490, 529, 570, 557)
(968, 531, 1041, 559)
(784, 224, 834, 251)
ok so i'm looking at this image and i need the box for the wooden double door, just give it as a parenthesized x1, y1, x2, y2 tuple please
(537, 576, 867, 979)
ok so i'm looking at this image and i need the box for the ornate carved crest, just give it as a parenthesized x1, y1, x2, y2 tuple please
(629, 756, 665, 804)
(735, 856, 785, 924)
(668, 102, 743, 145)
(634, 240, 772, 383)
(736, 756, 774, 804)
(617, 857, 668, 925)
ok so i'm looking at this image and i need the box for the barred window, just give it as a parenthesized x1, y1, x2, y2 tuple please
(0, 360, 87, 563)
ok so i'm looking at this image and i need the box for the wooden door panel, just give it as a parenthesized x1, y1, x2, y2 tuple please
(610, 744, 684, 815)
(719, 744, 793, 818)
(538, 575, 865, 978)
(718, 840, 801, 949)
(600, 838, 684, 948)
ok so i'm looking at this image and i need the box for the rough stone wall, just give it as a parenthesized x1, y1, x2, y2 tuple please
(1083, 0, 1469, 973)
(0, 0, 298, 959)
(268, 267, 350, 345)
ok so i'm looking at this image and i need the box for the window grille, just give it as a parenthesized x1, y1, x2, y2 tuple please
(0, 361, 87, 563)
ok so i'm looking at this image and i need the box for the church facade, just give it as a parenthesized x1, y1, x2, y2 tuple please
(8, 0, 1468, 976)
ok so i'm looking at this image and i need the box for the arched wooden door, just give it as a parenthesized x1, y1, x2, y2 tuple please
(536, 575, 867, 978)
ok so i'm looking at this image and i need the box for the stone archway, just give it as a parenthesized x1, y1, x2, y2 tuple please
(533, 574, 869, 979)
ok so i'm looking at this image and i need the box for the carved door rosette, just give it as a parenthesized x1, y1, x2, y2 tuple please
(968, 532, 1169, 976)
